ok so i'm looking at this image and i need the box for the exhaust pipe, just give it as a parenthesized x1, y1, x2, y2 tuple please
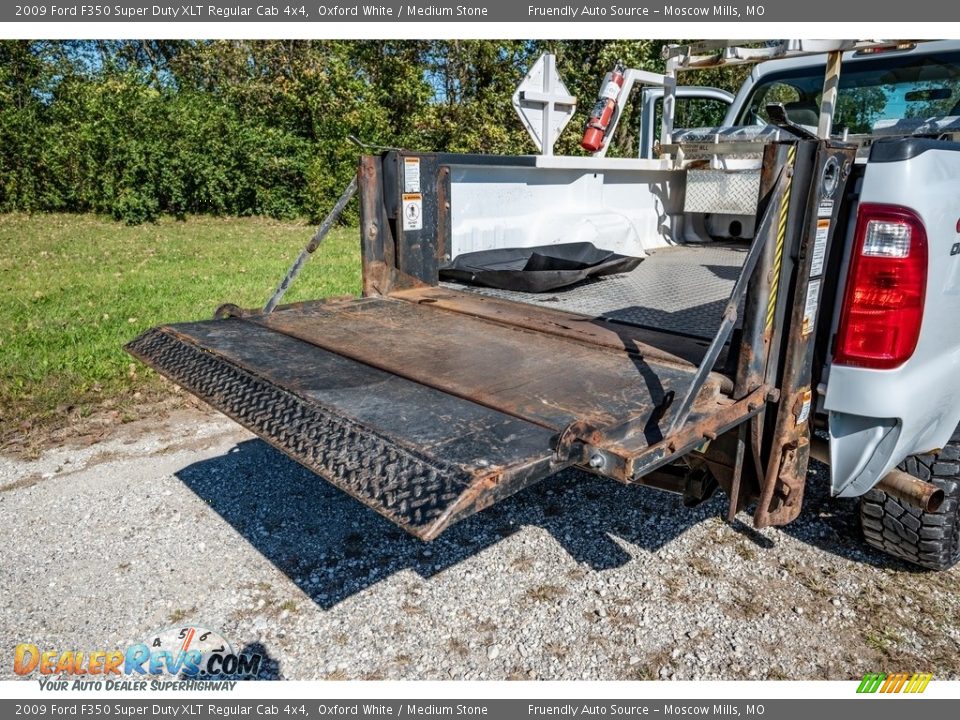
(809, 439, 944, 513)
(874, 471, 945, 513)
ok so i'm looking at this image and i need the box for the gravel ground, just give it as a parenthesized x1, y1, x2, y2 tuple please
(2, 406, 959, 681)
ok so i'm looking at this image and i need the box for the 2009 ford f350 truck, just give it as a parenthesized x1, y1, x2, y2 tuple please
(127, 39, 960, 570)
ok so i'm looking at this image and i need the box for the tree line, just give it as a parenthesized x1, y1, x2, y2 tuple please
(0, 40, 742, 224)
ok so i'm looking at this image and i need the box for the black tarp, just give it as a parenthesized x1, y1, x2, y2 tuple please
(439, 242, 642, 293)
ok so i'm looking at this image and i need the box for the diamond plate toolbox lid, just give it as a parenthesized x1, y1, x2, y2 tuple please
(683, 169, 761, 216)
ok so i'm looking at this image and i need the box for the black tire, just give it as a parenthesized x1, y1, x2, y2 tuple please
(859, 428, 960, 570)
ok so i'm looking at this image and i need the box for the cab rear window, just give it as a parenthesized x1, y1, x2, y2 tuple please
(738, 50, 960, 133)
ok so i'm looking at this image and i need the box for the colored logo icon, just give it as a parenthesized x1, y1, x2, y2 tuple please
(857, 672, 932, 694)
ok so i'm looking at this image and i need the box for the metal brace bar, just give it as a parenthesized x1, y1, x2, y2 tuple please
(263, 173, 358, 313)
(659, 142, 774, 156)
(660, 60, 678, 151)
(665, 165, 792, 436)
(817, 51, 843, 139)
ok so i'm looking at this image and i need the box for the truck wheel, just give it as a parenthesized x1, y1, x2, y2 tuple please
(859, 431, 960, 571)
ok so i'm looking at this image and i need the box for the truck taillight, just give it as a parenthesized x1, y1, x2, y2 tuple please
(834, 204, 928, 369)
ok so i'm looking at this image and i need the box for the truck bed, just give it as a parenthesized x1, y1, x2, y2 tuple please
(441, 243, 748, 341)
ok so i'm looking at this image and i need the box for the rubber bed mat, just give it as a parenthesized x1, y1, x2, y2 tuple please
(439, 242, 642, 293)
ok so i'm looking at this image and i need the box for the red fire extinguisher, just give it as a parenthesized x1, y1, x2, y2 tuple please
(580, 62, 626, 153)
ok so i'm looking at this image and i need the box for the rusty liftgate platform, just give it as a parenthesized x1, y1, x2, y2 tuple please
(127, 288, 753, 540)
(127, 141, 856, 539)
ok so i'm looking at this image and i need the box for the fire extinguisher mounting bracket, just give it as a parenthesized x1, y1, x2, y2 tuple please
(589, 68, 673, 158)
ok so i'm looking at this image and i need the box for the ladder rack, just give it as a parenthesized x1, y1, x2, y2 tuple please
(663, 40, 920, 71)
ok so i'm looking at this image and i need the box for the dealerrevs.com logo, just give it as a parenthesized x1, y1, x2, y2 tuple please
(14, 626, 262, 690)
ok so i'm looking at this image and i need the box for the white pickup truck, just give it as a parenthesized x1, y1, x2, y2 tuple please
(725, 40, 960, 569)
(128, 40, 960, 570)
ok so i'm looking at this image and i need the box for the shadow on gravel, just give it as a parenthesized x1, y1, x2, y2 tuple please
(176, 438, 721, 609)
(775, 460, 921, 572)
(240, 641, 281, 681)
(177, 443, 915, 611)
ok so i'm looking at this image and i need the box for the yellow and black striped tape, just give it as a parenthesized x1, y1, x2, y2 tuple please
(765, 144, 796, 332)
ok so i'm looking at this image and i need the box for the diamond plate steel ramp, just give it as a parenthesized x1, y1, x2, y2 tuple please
(125, 319, 565, 540)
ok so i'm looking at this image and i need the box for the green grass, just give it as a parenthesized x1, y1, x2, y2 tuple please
(0, 213, 361, 435)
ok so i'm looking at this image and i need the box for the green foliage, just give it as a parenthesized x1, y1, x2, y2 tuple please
(0, 40, 747, 224)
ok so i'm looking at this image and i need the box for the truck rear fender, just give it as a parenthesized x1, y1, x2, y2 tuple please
(825, 139, 960, 496)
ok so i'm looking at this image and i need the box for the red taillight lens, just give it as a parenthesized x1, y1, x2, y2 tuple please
(834, 204, 928, 369)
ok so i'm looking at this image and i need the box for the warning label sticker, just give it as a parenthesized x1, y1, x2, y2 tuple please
(811, 218, 830, 277)
(402, 193, 423, 231)
(818, 198, 834, 218)
(403, 157, 421, 193)
(802, 278, 821, 336)
(797, 389, 813, 425)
